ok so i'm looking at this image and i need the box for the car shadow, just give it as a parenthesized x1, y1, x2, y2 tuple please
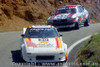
(57, 27, 78, 32)
(11, 50, 24, 63)
(57, 25, 85, 32)
(11, 50, 65, 66)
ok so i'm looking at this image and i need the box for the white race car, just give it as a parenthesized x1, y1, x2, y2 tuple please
(20, 25, 67, 62)
(47, 5, 90, 29)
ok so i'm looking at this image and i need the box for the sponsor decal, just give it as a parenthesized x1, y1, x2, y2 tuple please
(79, 17, 82, 21)
(83, 16, 85, 20)
(38, 43, 53, 47)
(55, 37, 62, 49)
(25, 38, 37, 47)
(40, 41, 48, 44)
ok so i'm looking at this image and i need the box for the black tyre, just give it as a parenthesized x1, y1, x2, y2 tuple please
(20, 49, 25, 62)
(84, 19, 90, 26)
(74, 22, 80, 29)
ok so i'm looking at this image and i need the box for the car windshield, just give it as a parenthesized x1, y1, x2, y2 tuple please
(55, 8, 76, 15)
(25, 28, 59, 38)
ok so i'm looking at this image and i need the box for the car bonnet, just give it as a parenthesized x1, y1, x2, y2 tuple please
(51, 13, 75, 19)
(24, 37, 63, 49)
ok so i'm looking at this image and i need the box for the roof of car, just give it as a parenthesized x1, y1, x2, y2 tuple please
(58, 5, 80, 9)
(28, 25, 54, 28)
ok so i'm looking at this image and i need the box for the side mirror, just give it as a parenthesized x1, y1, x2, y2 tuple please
(21, 34, 25, 37)
(59, 33, 63, 37)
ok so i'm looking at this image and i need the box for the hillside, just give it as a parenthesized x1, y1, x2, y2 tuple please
(0, 0, 100, 32)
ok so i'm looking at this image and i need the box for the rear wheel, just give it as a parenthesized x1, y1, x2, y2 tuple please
(84, 18, 90, 26)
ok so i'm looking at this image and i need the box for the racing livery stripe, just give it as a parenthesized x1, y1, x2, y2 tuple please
(67, 13, 75, 17)
(65, 52, 67, 59)
(25, 38, 29, 41)
(52, 14, 59, 19)
(29, 26, 33, 28)
(28, 38, 31, 41)
(55, 37, 62, 49)
(50, 25, 54, 28)
(55, 38, 59, 48)
(58, 38, 62, 48)
(50, 25, 53, 28)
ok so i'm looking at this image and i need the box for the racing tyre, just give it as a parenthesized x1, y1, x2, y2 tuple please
(74, 22, 80, 29)
(20, 49, 25, 62)
(84, 19, 89, 26)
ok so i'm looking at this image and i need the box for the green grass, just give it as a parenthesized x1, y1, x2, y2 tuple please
(77, 33, 100, 67)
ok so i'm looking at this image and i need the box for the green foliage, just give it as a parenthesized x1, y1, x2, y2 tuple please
(77, 33, 100, 67)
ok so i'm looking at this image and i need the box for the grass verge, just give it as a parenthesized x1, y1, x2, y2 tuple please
(76, 33, 100, 67)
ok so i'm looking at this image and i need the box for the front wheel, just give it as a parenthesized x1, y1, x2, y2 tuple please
(84, 19, 90, 27)
(20, 48, 25, 62)
(74, 22, 80, 29)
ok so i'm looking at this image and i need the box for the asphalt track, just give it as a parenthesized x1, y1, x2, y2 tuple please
(0, 23, 100, 67)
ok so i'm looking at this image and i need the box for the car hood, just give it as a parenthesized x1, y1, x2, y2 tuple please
(24, 37, 64, 53)
(48, 13, 75, 20)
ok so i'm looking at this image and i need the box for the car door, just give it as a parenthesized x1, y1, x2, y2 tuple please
(80, 6, 86, 22)
(77, 6, 84, 24)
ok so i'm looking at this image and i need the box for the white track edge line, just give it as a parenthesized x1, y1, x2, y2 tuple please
(67, 35, 92, 55)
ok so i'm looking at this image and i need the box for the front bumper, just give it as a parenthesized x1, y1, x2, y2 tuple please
(22, 51, 67, 62)
(48, 19, 76, 28)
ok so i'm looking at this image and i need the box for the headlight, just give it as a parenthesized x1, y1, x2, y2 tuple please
(48, 20, 53, 23)
(73, 17, 78, 22)
(59, 52, 64, 55)
(27, 53, 31, 55)
(73, 18, 76, 22)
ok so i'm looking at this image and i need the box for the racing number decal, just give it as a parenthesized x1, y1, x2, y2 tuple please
(39, 38, 49, 44)
(39, 38, 48, 41)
